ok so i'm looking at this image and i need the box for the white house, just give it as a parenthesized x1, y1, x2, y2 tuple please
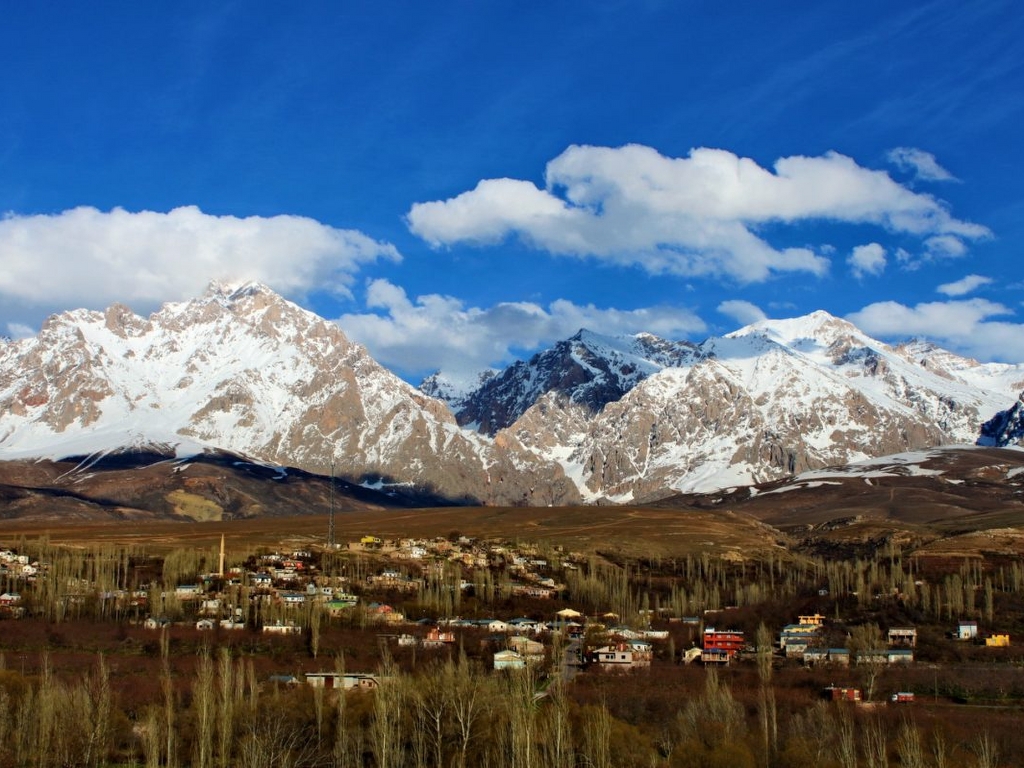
(956, 620, 979, 640)
(493, 650, 527, 670)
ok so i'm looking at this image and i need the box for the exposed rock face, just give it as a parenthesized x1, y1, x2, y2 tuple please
(437, 329, 698, 435)
(979, 392, 1024, 447)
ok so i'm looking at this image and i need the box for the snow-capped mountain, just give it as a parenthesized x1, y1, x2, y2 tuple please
(2, 288, 1022, 508)
(0, 282, 581, 506)
(483, 311, 1024, 501)
(423, 329, 698, 435)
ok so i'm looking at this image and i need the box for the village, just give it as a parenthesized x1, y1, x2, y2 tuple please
(0, 533, 1017, 707)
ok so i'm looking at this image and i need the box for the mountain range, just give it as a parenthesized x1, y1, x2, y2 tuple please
(2, 282, 1022, 507)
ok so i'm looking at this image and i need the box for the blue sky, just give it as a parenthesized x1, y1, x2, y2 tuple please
(1, 1, 1022, 383)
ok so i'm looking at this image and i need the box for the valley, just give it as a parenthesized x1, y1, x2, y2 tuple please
(2, 445, 1024, 765)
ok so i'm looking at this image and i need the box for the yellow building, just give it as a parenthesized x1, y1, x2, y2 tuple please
(985, 634, 1011, 647)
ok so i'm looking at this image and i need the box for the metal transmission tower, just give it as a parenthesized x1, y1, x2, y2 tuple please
(328, 458, 336, 549)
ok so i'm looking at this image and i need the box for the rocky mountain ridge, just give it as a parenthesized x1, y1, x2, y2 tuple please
(2, 284, 1022, 506)
(0, 282, 580, 506)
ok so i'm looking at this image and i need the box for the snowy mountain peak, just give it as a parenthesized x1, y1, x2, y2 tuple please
(732, 310, 866, 348)
(204, 279, 274, 302)
(0, 285, 581, 507)
(428, 326, 698, 435)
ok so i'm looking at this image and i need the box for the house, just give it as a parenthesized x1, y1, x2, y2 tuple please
(802, 648, 828, 666)
(824, 686, 862, 702)
(326, 593, 359, 612)
(780, 631, 819, 659)
(508, 617, 545, 635)
(985, 634, 1011, 647)
(887, 627, 917, 648)
(144, 616, 171, 630)
(590, 644, 646, 671)
(199, 598, 221, 615)
(250, 573, 272, 588)
(423, 626, 456, 648)
(887, 649, 914, 664)
(305, 672, 380, 690)
(508, 636, 545, 663)
(196, 618, 216, 631)
(702, 628, 745, 662)
(262, 621, 301, 634)
(511, 583, 556, 599)
(860, 651, 917, 667)
(175, 584, 202, 600)
(801, 648, 850, 667)
(279, 592, 307, 607)
(682, 647, 703, 664)
(625, 640, 653, 665)
(798, 614, 826, 627)
(494, 650, 527, 670)
(955, 620, 978, 640)
(366, 603, 405, 625)
(859, 649, 914, 665)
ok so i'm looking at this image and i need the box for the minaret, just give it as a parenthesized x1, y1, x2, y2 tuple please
(218, 534, 225, 578)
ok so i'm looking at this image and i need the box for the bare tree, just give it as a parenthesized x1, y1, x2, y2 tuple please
(538, 676, 573, 768)
(894, 719, 923, 768)
(971, 731, 999, 768)
(370, 653, 405, 768)
(450, 654, 488, 768)
(755, 622, 778, 765)
(834, 707, 857, 768)
(217, 647, 236, 768)
(862, 715, 887, 768)
(930, 728, 952, 768)
(503, 667, 538, 768)
(332, 653, 354, 768)
(413, 659, 453, 767)
(162, 629, 178, 768)
(193, 647, 216, 768)
(236, 707, 322, 768)
(581, 702, 612, 768)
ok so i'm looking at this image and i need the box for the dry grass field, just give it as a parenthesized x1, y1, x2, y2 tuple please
(2, 445, 1023, 561)
(0, 503, 784, 561)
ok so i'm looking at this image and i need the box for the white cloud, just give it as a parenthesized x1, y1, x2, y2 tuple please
(886, 147, 956, 182)
(848, 242, 887, 278)
(924, 234, 968, 259)
(717, 300, 766, 326)
(847, 298, 1024, 362)
(5, 322, 35, 340)
(0, 206, 401, 310)
(337, 278, 706, 381)
(408, 144, 988, 283)
(937, 274, 993, 297)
